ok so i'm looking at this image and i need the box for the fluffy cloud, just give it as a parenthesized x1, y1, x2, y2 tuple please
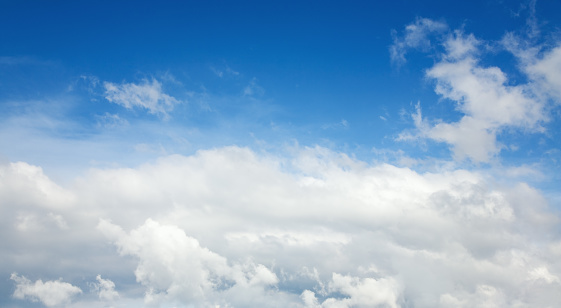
(504, 34, 561, 103)
(98, 218, 290, 307)
(92, 275, 119, 302)
(10, 273, 82, 307)
(2, 146, 560, 307)
(104, 78, 180, 117)
(302, 274, 402, 308)
(394, 21, 556, 162)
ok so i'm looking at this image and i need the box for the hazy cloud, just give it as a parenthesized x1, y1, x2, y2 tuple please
(390, 17, 448, 65)
(243, 78, 265, 97)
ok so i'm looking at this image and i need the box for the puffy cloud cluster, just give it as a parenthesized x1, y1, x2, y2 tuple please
(301, 274, 402, 308)
(10, 273, 82, 307)
(2, 145, 561, 307)
(97, 218, 285, 307)
(393, 20, 561, 162)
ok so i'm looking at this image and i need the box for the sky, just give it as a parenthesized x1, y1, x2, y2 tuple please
(1, 0, 561, 307)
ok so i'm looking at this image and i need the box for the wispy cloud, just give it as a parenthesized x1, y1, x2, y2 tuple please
(390, 17, 448, 65)
(211, 65, 240, 78)
(104, 78, 180, 118)
(95, 112, 128, 129)
(321, 119, 349, 130)
(243, 77, 265, 97)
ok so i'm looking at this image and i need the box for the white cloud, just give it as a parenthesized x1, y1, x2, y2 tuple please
(97, 218, 287, 307)
(390, 17, 448, 65)
(302, 273, 402, 308)
(0, 162, 75, 210)
(527, 266, 560, 284)
(2, 146, 561, 307)
(10, 273, 82, 307)
(93, 275, 119, 302)
(523, 44, 561, 101)
(395, 21, 552, 163)
(439, 284, 507, 308)
(104, 78, 180, 118)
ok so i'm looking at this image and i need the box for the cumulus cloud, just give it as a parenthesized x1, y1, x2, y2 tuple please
(98, 218, 289, 307)
(3, 146, 561, 307)
(302, 274, 402, 308)
(394, 20, 557, 163)
(92, 275, 119, 302)
(10, 273, 82, 307)
(0, 161, 74, 210)
(104, 78, 180, 118)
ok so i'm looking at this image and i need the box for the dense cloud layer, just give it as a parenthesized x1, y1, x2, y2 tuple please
(2, 145, 560, 307)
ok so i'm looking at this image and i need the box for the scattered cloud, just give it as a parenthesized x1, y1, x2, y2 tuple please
(104, 78, 180, 118)
(211, 65, 240, 78)
(524, 44, 561, 101)
(10, 273, 82, 307)
(243, 77, 265, 97)
(394, 20, 558, 163)
(92, 275, 119, 302)
(2, 6, 561, 308)
(302, 273, 402, 308)
(390, 17, 448, 65)
(95, 112, 129, 129)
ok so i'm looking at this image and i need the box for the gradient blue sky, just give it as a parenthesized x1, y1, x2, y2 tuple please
(2, 1, 561, 307)
(2, 0, 559, 173)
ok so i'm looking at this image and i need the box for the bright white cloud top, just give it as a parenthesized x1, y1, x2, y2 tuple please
(1, 1, 561, 307)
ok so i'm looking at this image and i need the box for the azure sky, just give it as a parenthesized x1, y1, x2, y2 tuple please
(1, 0, 561, 307)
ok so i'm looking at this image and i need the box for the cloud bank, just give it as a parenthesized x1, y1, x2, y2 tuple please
(2, 145, 560, 307)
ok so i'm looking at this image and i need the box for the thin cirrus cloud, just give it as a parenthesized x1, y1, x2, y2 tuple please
(103, 78, 180, 118)
(389, 17, 448, 65)
(394, 19, 558, 163)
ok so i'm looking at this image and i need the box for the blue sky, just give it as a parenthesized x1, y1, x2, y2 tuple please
(2, 0, 560, 171)
(2, 1, 561, 307)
